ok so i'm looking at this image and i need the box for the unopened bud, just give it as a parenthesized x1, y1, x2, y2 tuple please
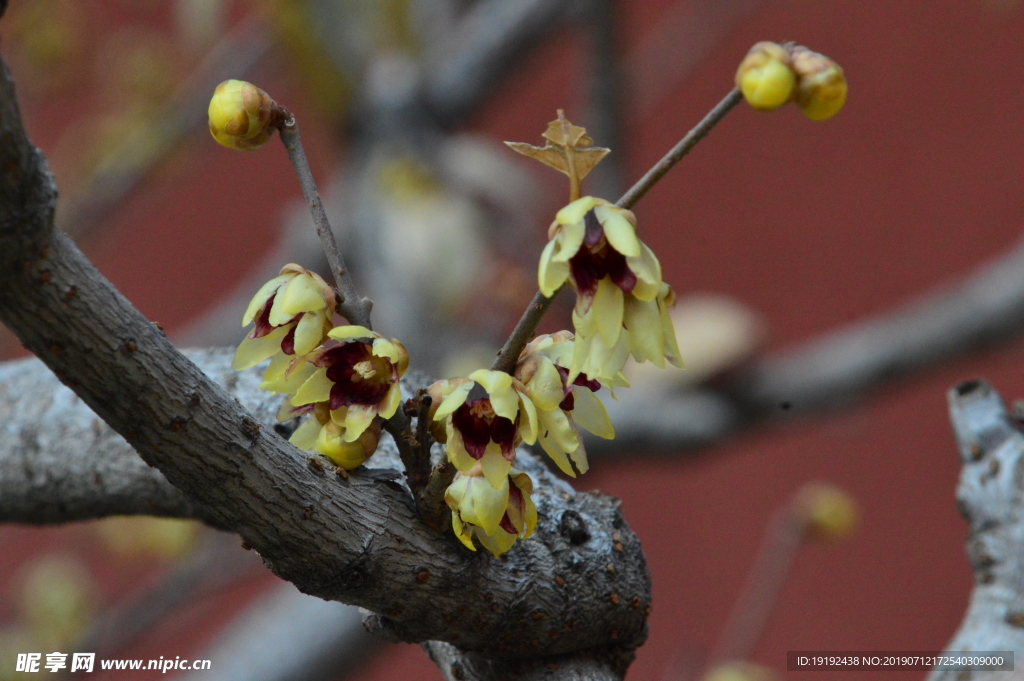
(790, 47, 847, 121)
(208, 79, 279, 150)
(316, 420, 381, 469)
(735, 42, 796, 112)
(793, 481, 859, 541)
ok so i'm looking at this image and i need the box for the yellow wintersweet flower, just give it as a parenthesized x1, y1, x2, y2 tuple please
(515, 332, 615, 477)
(278, 400, 382, 469)
(290, 325, 408, 445)
(735, 42, 796, 112)
(208, 79, 278, 150)
(790, 46, 847, 121)
(448, 466, 537, 557)
(538, 196, 680, 381)
(232, 265, 336, 391)
(428, 369, 537, 489)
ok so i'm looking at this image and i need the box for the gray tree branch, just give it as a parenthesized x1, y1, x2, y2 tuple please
(0, 48, 648, 675)
(928, 380, 1024, 679)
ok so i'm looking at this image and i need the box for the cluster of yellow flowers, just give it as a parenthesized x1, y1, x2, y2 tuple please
(219, 37, 848, 558)
(425, 195, 683, 555)
(735, 42, 847, 120)
(232, 265, 408, 469)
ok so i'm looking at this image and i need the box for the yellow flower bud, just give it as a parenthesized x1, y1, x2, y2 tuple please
(208, 79, 279, 150)
(315, 419, 381, 469)
(735, 42, 796, 112)
(792, 481, 859, 541)
(790, 46, 847, 121)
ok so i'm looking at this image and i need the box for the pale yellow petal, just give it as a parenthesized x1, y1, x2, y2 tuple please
(593, 278, 625, 347)
(343, 405, 377, 442)
(445, 424, 477, 472)
(567, 434, 589, 475)
(464, 476, 509, 535)
(555, 196, 600, 225)
(327, 325, 374, 341)
(242, 275, 289, 326)
(275, 273, 327, 322)
(260, 354, 314, 394)
(517, 391, 538, 445)
(627, 243, 662, 302)
(547, 406, 580, 454)
(469, 370, 518, 421)
(293, 312, 326, 357)
(660, 294, 684, 368)
(595, 205, 640, 257)
(539, 430, 576, 478)
(625, 297, 665, 367)
(526, 358, 565, 412)
(451, 512, 477, 552)
(550, 220, 585, 263)
(521, 492, 538, 539)
(434, 382, 474, 420)
(475, 526, 516, 557)
(371, 337, 399, 363)
(378, 382, 402, 419)
(538, 240, 569, 297)
(571, 387, 614, 439)
(480, 446, 512, 489)
(288, 417, 322, 451)
(292, 367, 334, 406)
(231, 326, 289, 370)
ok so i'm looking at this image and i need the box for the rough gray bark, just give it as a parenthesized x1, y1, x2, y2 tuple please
(928, 380, 1024, 680)
(0, 45, 648, 675)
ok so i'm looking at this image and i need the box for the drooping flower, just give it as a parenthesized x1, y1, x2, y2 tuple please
(537, 196, 680, 380)
(290, 325, 408, 444)
(279, 399, 382, 469)
(208, 79, 279, 150)
(515, 332, 615, 477)
(572, 281, 682, 381)
(735, 42, 796, 112)
(447, 466, 537, 557)
(428, 369, 537, 489)
(232, 265, 336, 391)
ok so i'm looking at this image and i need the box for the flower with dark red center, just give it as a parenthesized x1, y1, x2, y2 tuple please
(232, 265, 336, 393)
(291, 325, 408, 444)
(429, 369, 537, 489)
(447, 465, 537, 557)
(536, 196, 679, 381)
(515, 332, 615, 477)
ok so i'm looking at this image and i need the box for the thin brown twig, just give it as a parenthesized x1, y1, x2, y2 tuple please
(492, 87, 744, 374)
(411, 395, 434, 496)
(277, 120, 373, 329)
(617, 87, 742, 210)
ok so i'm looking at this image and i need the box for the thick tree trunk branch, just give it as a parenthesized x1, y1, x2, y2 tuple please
(928, 380, 1024, 679)
(0, 51, 648, 673)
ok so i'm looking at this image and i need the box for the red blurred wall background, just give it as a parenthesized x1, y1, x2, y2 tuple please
(5, 0, 1024, 678)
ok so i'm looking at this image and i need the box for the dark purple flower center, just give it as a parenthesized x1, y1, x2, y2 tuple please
(568, 210, 637, 298)
(316, 341, 395, 410)
(451, 383, 518, 461)
(555, 366, 600, 411)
